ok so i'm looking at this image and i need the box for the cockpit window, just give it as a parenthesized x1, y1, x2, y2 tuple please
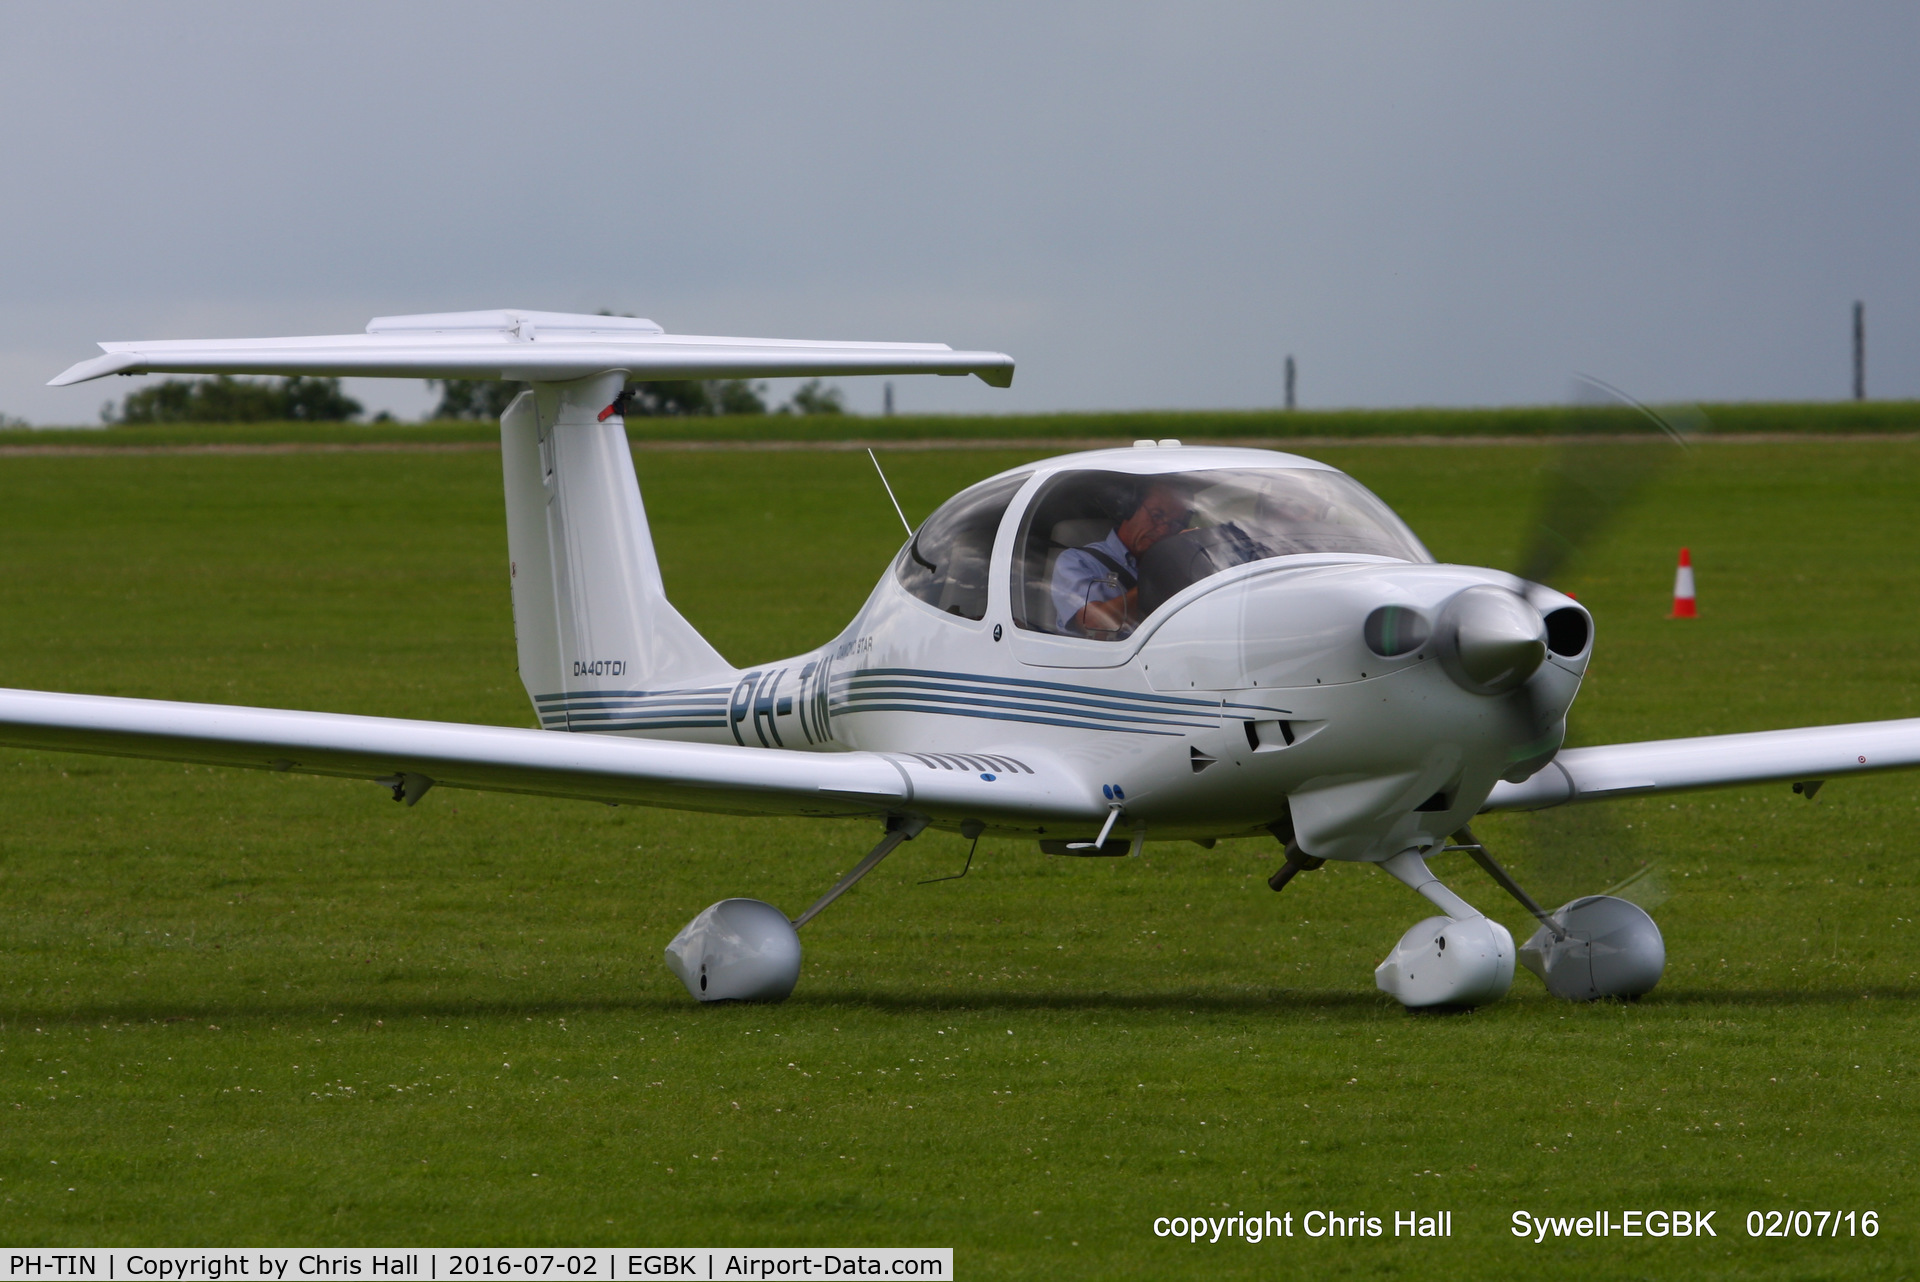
(892, 471, 1030, 621)
(1012, 467, 1431, 639)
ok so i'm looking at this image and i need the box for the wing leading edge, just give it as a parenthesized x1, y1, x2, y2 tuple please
(48, 309, 1016, 388)
(1483, 718, 1920, 811)
(0, 687, 906, 818)
(0, 687, 1077, 826)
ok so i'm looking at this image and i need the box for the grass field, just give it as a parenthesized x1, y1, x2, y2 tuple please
(0, 432, 1914, 1277)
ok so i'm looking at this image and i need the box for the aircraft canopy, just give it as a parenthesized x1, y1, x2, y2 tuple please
(1008, 467, 1433, 639)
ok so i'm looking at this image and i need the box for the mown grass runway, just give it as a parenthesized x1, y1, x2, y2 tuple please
(0, 435, 1913, 1277)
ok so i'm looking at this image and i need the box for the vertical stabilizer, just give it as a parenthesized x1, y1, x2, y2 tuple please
(501, 374, 735, 730)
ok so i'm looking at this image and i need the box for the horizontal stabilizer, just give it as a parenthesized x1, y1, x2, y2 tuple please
(1482, 717, 1920, 810)
(50, 308, 1015, 388)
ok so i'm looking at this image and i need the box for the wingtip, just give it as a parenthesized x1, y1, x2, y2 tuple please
(49, 351, 145, 387)
(974, 357, 1016, 389)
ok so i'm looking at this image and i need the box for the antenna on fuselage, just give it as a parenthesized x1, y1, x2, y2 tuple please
(867, 448, 914, 537)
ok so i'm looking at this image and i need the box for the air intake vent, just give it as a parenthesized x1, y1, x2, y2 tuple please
(1363, 605, 1429, 657)
(1544, 606, 1591, 657)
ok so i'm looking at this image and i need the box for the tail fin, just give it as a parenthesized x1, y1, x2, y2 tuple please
(501, 373, 735, 730)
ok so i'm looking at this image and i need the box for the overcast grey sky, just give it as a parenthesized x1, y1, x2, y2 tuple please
(2, 2, 1915, 423)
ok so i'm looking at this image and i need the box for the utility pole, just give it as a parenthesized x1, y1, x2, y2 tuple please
(1852, 302, 1865, 401)
(1284, 355, 1296, 411)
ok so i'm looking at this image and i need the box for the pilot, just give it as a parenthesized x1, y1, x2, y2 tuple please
(1052, 482, 1191, 637)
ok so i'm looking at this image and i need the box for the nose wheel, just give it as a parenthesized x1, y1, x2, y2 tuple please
(1515, 895, 1665, 1001)
(1272, 819, 1668, 1008)
(1445, 826, 1665, 1002)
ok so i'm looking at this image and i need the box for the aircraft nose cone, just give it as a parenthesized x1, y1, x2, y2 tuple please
(1439, 585, 1546, 695)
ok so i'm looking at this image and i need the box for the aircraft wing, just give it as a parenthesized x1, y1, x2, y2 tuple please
(48, 309, 1015, 388)
(0, 687, 1072, 823)
(1483, 718, 1920, 810)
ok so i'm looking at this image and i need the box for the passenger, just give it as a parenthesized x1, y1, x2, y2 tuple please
(1051, 483, 1190, 637)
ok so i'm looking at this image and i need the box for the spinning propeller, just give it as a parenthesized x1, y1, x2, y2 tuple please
(1505, 376, 1702, 726)
(1516, 374, 1703, 587)
(1464, 378, 1702, 996)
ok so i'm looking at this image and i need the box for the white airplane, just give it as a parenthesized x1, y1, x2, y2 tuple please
(23, 308, 1920, 1009)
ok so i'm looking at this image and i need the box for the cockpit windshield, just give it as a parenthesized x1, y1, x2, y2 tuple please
(892, 471, 1031, 620)
(1012, 467, 1431, 639)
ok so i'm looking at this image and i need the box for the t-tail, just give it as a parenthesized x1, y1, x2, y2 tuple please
(47, 307, 1016, 739)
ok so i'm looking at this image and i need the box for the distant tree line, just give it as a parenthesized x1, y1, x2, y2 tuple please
(107, 375, 364, 424)
(427, 377, 845, 420)
(95, 371, 847, 425)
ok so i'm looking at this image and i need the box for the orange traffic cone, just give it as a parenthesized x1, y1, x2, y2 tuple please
(1670, 547, 1697, 618)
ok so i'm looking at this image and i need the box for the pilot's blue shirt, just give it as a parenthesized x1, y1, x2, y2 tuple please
(1052, 528, 1135, 633)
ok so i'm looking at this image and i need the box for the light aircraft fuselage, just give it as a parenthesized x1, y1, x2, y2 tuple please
(532, 441, 1589, 867)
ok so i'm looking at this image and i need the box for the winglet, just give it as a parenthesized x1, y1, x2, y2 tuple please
(48, 351, 147, 387)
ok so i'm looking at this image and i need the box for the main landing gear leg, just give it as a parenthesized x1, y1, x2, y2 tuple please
(664, 815, 929, 1003)
(1448, 825, 1665, 1002)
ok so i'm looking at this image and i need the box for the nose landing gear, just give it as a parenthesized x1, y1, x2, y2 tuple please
(1313, 823, 1666, 1009)
(1516, 894, 1665, 1002)
(1379, 825, 1665, 1005)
